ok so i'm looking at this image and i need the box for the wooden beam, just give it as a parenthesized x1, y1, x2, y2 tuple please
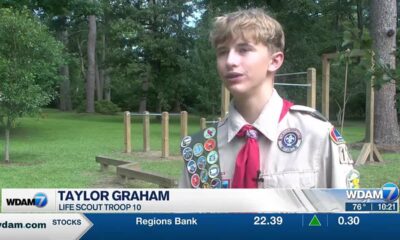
(307, 68, 316, 109)
(117, 163, 177, 188)
(322, 55, 330, 119)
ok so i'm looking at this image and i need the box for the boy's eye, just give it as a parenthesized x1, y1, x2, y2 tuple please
(238, 46, 252, 53)
(238, 48, 249, 53)
(216, 48, 228, 56)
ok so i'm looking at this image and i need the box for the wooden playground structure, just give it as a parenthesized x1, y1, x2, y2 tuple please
(95, 63, 380, 187)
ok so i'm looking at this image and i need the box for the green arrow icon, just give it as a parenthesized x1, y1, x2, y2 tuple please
(309, 215, 322, 227)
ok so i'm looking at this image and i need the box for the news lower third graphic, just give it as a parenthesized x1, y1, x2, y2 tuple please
(0, 184, 399, 240)
(345, 182, 399, 212)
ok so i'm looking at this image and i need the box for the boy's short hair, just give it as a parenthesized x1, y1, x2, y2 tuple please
(210, 8, 285, 53)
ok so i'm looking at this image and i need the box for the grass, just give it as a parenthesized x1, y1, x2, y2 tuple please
(0, 110, 398, 190)
(0, 109, 201, 189)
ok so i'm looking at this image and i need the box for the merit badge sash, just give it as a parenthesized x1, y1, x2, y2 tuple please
(180, 125, 222, 188)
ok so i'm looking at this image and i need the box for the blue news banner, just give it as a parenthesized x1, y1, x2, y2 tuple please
(82, 213, 400, 240)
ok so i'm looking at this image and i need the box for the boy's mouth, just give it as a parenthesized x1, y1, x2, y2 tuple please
(224, 72, 244, 81)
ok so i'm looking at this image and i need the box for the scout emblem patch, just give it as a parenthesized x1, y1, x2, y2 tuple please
(180, 126, 222, 188)
(330, 127, 346, 144)
(277, 128, 302, 153)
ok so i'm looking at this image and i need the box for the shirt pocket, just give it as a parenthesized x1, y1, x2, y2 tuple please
(261, 170, 317, 188)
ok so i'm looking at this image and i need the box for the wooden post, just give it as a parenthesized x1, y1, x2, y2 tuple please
(143, 111, 150, 152)
(162, 112, 169, 158)
(356, 73, 383, 165)
(221, 84, 230, 118)
(322, 55, 330, 119)
(200, 117, 206, 130)
(124, 111, 131, 153)
(307, 67, 316, 109)
(180, 111, 188, 138)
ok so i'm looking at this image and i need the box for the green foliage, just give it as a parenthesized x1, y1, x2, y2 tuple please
(95, 100, 121, 115)
(0, 8, 64, 126)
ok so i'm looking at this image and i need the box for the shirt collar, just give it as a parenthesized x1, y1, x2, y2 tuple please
(227, 89, 283, 142)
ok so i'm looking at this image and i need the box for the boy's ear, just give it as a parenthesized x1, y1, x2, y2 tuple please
(268, 51, 284, 72)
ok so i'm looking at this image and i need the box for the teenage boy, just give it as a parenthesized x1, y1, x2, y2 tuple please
(179, 8, 358, 189)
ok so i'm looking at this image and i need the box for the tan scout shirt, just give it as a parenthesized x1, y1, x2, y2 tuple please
(179, 89, 355, 188)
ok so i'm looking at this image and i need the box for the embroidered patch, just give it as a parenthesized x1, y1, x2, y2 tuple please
(338, 145, 354, 165)
(346, 169, 360, 189)
(182, 147, 193, 161)
(277, 128, 302, 153)
(200, 169, 208, 183)
(208, 164, 220, 178)
(222, 179, 230, 188)
(330, 127, 346, 144)
(180, 136, 192, 148)
(211, 178, 221, 188)
(187, 160, 197, 174)
(197, 156, 206, 170)
(204, 127, 216, 139)
(193, 143, 204, 157)
(207, 151, 218, 164)
(191, 174, 200, 188)
(204, 138, 216, 152)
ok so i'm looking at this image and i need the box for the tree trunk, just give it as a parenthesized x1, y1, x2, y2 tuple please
(86, 15, 97, 113)
(4, 120, 10, 163)
(95, 62, 103, 101)
(139, 66, 150, 113)
(104, 74, 111, 101)
(371, 0, 400, 148)
(58, 29, 72, 111)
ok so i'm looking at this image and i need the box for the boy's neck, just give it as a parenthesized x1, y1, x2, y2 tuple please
(233, 86, 273, 124)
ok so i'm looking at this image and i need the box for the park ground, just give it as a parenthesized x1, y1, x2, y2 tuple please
(0, 109, 399, 190)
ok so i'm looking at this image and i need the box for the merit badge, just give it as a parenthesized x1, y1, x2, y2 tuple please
(202, 183, 210, 189)
(193, 143, 204, 157)
(330, 127, 346, 144)
(222, 179, 230, 188)
(197, 156, 206, 170)
(211, 178, 221, 188)
(200, 169, 208, 183)
(187, 160, 197, 174)
(277, 128, 302, 153)
(207, 151, 218, 164)
(204, 138, 216, 152)
(204, 127, 216, 139)
(191, 174, 200, 188)
(208, 164, 220, 179)
(346, 169, 360, 189)
(182, 147, 193, 161)
(181, 136, 192, 148)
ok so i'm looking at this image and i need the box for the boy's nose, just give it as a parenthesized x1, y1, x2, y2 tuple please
(226, 49, 240, 67)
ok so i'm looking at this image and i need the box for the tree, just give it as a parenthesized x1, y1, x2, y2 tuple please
(370, 0, 400, 148)
(86, 13, 97, 113)
(0, 8, 64, 162)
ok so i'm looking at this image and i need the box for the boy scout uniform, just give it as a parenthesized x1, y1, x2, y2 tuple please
(179, 89, 357, 189)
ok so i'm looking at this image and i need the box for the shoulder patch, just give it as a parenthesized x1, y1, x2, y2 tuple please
(289, 105, 328, 122)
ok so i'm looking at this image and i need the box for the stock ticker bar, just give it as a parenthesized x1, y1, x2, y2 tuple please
(81, 213, 400, 240)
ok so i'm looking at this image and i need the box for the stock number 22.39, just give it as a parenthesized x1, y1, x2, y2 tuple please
(254, 216, 283, 226)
